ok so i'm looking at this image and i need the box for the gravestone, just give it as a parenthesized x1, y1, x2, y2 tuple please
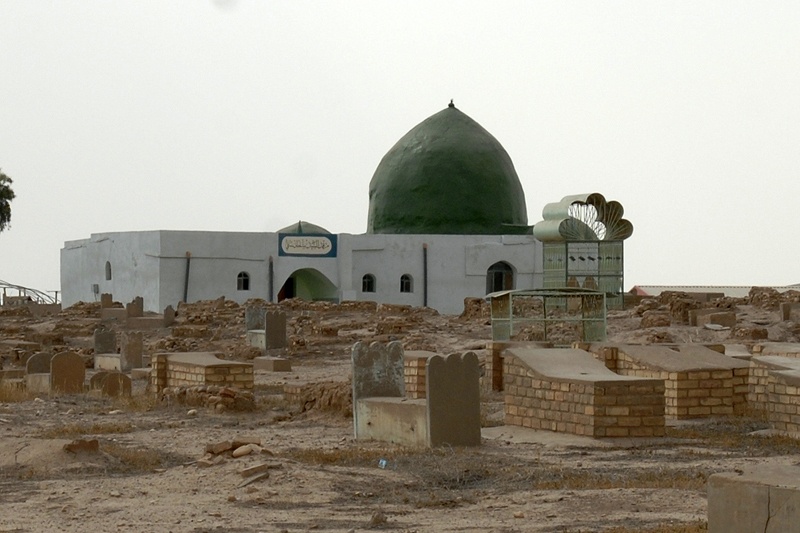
(94, 326, 116, 354)
(26, 352, 52, 375)
(245, 305, 267, 332)
(426, 352, 481, 447)
(265, 310, 287, 350)
(100, 293, 113, 308)
(120, 331, 143, 371)
(126, 296, 144, 318)
(50, 351, 85, 394)
(26, 352, 53, 393)
(352, 341, 405, 401)
(90, 371, 110, 389)
(99, 372, 132, 397)
(163, 305, 176, 326)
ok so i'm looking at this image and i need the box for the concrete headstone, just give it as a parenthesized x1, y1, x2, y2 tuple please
(163, 305, 176, 327)
(26, 352, 52, 375)
(101, 372, 132, 397)
(351, 341, 405, 402)
(50, 351, 85, 394)
(126, 296, 144, 318)
(94, 327, 116, 354)
(120, 331, 143, 371)
(100, 293, 113, 308)
(265, 309, 287, 349)
(245, 305, 267, 332)
(426, 351, 481, 447)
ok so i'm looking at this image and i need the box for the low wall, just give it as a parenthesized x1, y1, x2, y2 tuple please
(150, 352, 253, 393)
(504, 348, 665, 438)
(749, 356, 800, 435)
(586, 344, 748, 419)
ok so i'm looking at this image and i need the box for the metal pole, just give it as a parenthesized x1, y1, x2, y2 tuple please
(268, 256, 274, 303)
(423, 243, 428, 308)
(183, 252, 191, 303)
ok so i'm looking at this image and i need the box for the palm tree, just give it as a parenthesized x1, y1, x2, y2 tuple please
(0, 170, 15, 233)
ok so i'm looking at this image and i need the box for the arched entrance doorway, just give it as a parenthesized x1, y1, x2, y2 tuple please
(486, 261, 514, 293)
(278, 268, 338, 302)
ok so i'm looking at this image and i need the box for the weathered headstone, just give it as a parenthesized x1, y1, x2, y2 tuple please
(126, 296, 144, 318)
(100, 293, 113, 309)
(94, 326, 116, 354)
(120, 331, 143, 371)
(163, 305, 176, 327)
(265, 310, 287, 350)
(26, 352, 52, 393)
(26, 352, 52, 375)
(101, 372, 132, 397)
(245, 304, 267, 332)
(50, 351, 85, 394)
(351, 341, 405, 402)
(426, 352, 481, 447)
(90, 371, 110, 390)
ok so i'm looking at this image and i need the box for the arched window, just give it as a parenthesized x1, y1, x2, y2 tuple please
(237, 271, 250, 291)
(105, 261, 112, 281)
(400, 274, 413, 293)
(362, 274, 376, 293)
(486, 262, 514, 293)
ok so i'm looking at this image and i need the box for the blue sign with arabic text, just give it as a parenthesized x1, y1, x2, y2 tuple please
(278, 234, 337, 258)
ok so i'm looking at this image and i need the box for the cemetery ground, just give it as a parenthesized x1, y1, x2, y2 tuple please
(2, 291, 800, 532)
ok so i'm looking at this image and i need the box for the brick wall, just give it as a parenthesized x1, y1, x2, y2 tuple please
(150, 354, 253, 393)
(590, 347, 747, 419)
(503, 352, 665, 438)
(404, 356, 427, 399)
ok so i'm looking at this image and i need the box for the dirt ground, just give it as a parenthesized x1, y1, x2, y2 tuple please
(2, 288, 800, 533)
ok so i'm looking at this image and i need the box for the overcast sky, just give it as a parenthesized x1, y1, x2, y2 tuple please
(2, 1, 799, 299)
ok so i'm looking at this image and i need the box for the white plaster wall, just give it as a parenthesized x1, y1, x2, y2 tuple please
(60, 231, 162, 309)
(347, 234, 542, 315)
(61, 230, 543, 315)
(158, 231, 270, 310)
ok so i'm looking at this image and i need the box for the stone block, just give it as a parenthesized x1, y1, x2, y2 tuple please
(245, 304, 267, 332)
(708, 466, 800, 533)
(26, 373, 50, 394)
(246, 330, 266, 350)
(126, 296, 144, 318)
(120, 331, 143, 371)
(94, 353, 121, 371)
(265, 310, 287, 349)
(93, 327, 116, 354)
(253, 356, 291, 372)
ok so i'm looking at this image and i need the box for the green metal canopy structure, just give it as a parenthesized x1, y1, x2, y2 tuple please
(532, 193, 633, 309)
(367, 102, 530, 235)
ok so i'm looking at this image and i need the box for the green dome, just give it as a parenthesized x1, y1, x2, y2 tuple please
(367, 103, 529, 235)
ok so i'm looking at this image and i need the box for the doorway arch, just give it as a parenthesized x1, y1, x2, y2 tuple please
(278, 268, 338, 302)
(486, 261, 515, 293)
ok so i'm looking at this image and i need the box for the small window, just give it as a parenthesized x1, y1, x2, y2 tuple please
(400, 274, 413, 293)
(237, 272, 250, 291)
(105, 261, 112, 281)
(362, 274, 376, 293)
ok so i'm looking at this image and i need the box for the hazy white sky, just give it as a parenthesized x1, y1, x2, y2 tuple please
(2, 1, 799, 298)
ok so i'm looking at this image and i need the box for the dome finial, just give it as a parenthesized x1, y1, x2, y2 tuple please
(448, 99, 454, 108)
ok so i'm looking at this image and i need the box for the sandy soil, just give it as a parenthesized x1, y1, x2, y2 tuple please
(2, 289, 800, 533)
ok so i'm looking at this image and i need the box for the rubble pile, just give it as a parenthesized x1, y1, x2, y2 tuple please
(159, 385, 256, 411)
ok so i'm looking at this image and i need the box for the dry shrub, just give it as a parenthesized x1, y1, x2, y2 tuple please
(0, 385, 35, 403)
(110, 393, 158, 412)
(101, 442, 164, 472)
(39, 421, 135, 439)
(667, 416, 800, 456)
